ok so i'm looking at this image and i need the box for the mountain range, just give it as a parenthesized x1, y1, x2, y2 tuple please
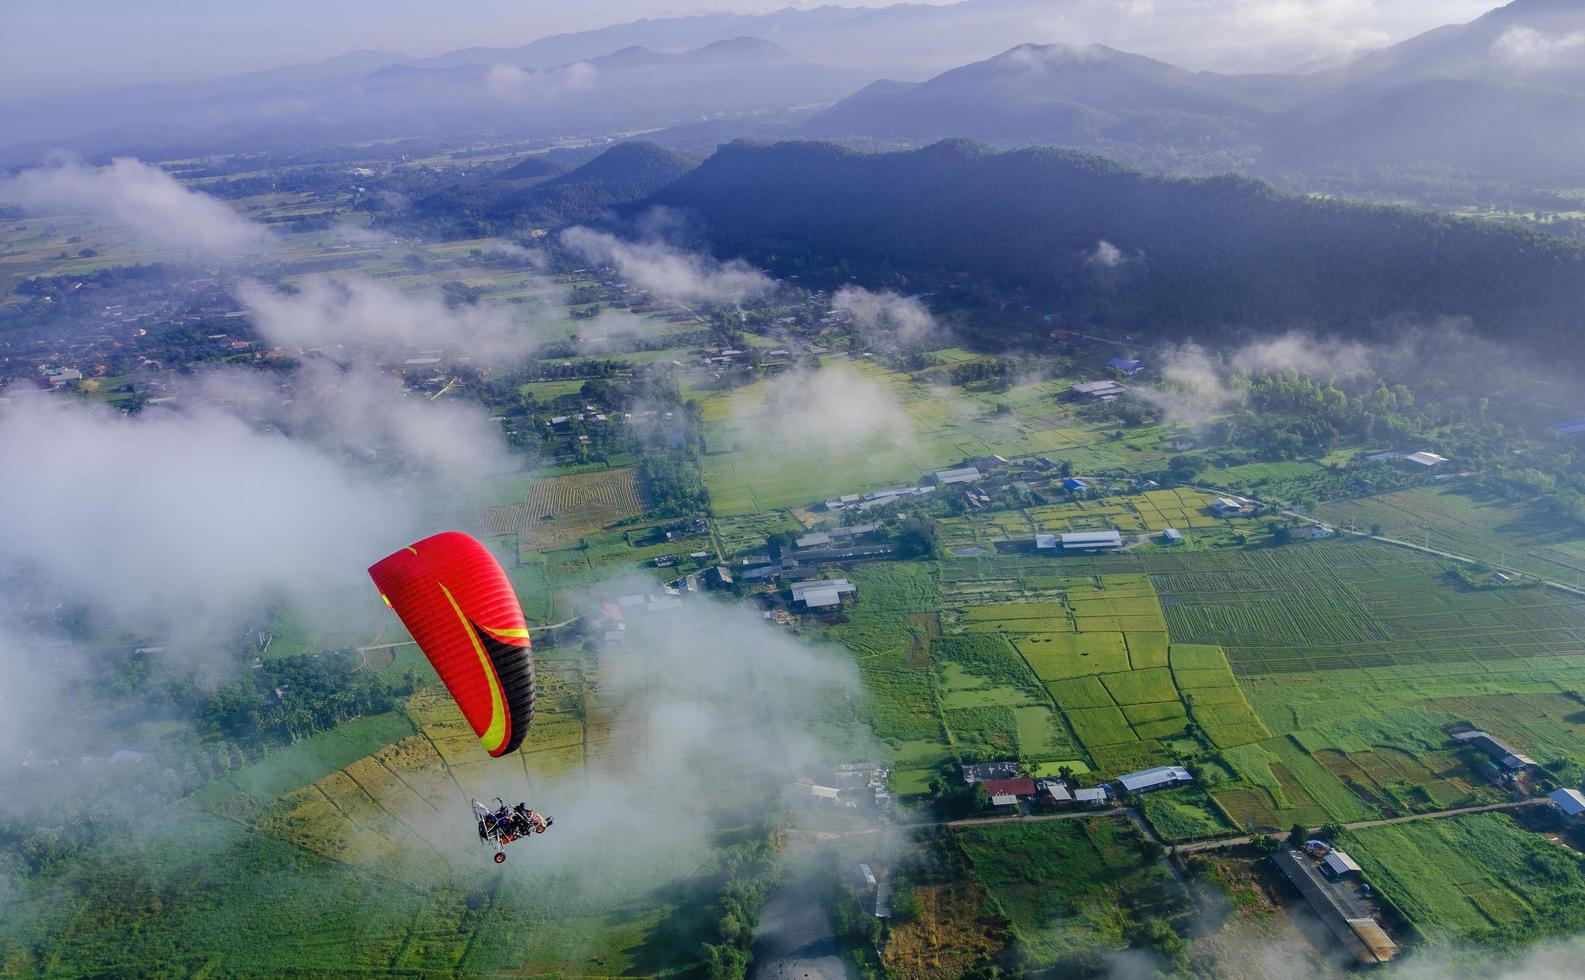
(640, 138, 1585, 351)
(1, 0, 1578, 188)
(802, 0, 1585, 183)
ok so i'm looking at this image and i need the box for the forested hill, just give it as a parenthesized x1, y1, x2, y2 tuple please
(408, 142, 697, 237)
(648, 139, 1585, 350)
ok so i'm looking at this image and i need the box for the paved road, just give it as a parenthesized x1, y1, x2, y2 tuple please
(1172, 797, 1547, 854)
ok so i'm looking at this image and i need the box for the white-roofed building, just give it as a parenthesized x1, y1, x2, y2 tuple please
(1037, 780, 1073, 804)
(1035, 533, 1058, 550)
(1117, 765, 1193, 794)
(791, 578, 856, 609)
(795, 531, 832, 549)
(1074, 786, 1109, 805)
(1322, 851, 1362, 878)
(935, 466, 983, 485)
(1062, 530, 1122, 551)
(1549, 788, 1585, 819)
(1404, 451, 1447, 467)
(1211, 497, 1243, 514)
(990, 793, 1019, 806)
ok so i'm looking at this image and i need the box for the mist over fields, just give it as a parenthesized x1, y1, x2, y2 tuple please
(6, 1, 1585, 977)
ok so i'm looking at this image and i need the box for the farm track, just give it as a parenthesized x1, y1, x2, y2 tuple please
(1171, 796, 1548, 854)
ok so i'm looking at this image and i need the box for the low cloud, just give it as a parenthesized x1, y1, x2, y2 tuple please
(1088, 240, 1127, 268)
(1228, 332, 1369, 379)
(0, 394, 417, 648)
(833, 285, 943, 345)
(1136, 332, 1369, 426)
(0, 157, 270, 256)
(759, 361, 917, 447)
(486, 61, 597, 102)
(238, 274, 535, 362)
(1491, 26, 1585, 72)
(560, 226, 774, 307)
(1134, 342, 1241, 426)
(193, 359, 517, 482)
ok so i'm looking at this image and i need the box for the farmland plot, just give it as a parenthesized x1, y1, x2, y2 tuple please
(517, 467, 647, 548)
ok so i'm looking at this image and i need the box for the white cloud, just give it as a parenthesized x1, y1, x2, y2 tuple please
(0, 157, 269, 255)
(1491, 26, 1585, 71)
(0, 394, 416, 645)
(237, 274, 536, 361)
(486, 60, 597, 102)
(560, 226, 773, 307)
(833, 285, 942, 345)
(1088, 239, 1126, 268)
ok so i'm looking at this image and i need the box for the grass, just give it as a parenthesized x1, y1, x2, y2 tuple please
(1343, 813, 1585, 946)
(192, 713, 415, 807)
(1066, 707, 1137, 747)
(1015, 632, 1130, 680)
(1100, 666, 1178, 706)
(1153, 540, 1585, 674)
(955, 818, 1187, 968)
(1313, 484, 1585, 582)
(1137, 788, 1232, 842)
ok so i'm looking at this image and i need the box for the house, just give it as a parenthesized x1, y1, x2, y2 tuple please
(981, 778, 1038, 800)
(1037, 779, 1074, 804)
(790, 577, 856, 609)
(1062, 530, 1122, 551)
(1548, 788, 1585, 820)
(1403, 451, 1447, 467)
(1322, 851, 1363, 878)
(1211, 497, 1243, 515)
(705, 565, 734, 589)
(1107, 357, 1144, 376)
(935, 466, 983, 485)
(1117, 765, 1193, 794)
(1070, 379, 1129, 402)
(1162, 528, 1184, 544)
(961, 761, 1021, 784)
(795, 531, 832, 549)
(1074, 786, 1110, 806)
(1452, 730, 1536, 771)
(1310, 524, 1336, 540)
(1035, 533, 1058, 550)
(810, 785, 841, 801)
(1062, 477, 1089, 492)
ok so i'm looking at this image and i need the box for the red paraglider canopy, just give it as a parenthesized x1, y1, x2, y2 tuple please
(369, 532, 535, 757)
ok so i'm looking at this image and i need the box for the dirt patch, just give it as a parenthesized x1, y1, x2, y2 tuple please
(882, 882, 1004, 980)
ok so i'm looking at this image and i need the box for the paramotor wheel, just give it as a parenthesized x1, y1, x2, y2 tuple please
(493, 852, 507, 864)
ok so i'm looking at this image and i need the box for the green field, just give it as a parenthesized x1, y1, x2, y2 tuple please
(1314, 485, 1585, 582)
(955, 818, 1188, 968)
(1343, 813, 1585, 945)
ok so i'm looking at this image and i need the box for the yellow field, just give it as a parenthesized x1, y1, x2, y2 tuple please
(518, 467, 646, 548)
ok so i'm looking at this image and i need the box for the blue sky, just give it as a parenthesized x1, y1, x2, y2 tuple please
(1, 0, 1498, 100)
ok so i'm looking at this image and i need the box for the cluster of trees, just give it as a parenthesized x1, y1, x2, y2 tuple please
(701, 833, 780, 980)
(640, 451, 709, 516)
(199, 650, 396, 744)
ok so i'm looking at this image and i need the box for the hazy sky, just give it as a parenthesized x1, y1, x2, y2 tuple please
(1, 0, 1502, 99)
